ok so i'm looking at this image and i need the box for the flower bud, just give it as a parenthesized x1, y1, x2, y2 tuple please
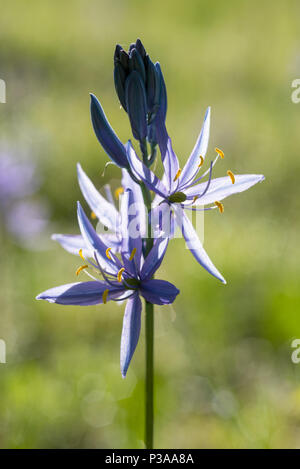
(90, 93, 128, 168)
(125, 72, 147, 142)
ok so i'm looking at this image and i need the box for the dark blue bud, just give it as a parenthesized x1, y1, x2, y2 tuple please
(125, 71, 147, 141)
(90, 94, 128, 168)
(135, 38, 146, 59)
(145, 56, 160, 121)
(114, 44, 123, 65)
(155, 62, 167, 123)
(119, 49, 129, 71)
(114, 62, 127, 110)
(129, 48, 146, 83)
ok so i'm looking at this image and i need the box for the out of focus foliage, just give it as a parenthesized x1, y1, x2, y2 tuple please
(0, 0, 300, 448)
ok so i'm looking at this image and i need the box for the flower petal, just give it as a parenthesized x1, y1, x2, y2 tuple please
(77, 202, 119, 274)
(179, 107, 210, 187)
(173, 205, 226, 284)
(120, 188, 143, 276)
(51, 233, 93, 257)
(140, 279, 179, 305)
(90, 94, 128, 168)
(120, 293, 142, 377)
(122, 169, 146, 237)
(185, 174, 265, 204)
(140, 237, 169, 281)
(126, 141, 168, 198)
(36, 281, 124, 305)
(77, 163, 119, 231)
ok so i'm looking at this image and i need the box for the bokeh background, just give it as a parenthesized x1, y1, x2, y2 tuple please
(1, 0, 300, 449)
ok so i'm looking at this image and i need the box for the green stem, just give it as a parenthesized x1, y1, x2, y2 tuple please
(140, 182, 154, 448)
(145, 300, 154, 449)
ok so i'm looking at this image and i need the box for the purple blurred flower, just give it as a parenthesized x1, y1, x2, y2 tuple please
(0, 150, 49, 247)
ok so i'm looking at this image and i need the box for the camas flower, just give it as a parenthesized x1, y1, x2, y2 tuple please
(126, 108, 265, 284)
(37, 189, 179, 377)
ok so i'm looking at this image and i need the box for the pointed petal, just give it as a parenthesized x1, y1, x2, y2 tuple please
(180, 107, 211, 187)
(120, 293, 142, 377)
(120, 188, 143, 276)
(173, 205, 226, 283)
(90, 94, 128, 168)
(36, 281, 124, 305)
(77, 163, 119, 231)
(122, 169, 146, 238)
(77, 202, 119, 274)
(140, 279, 179, 305)
(126, 141, 168, 198)
(185, 174, 265, 204)
(140, 237, 169, 281)
(51, 233, 92, 257)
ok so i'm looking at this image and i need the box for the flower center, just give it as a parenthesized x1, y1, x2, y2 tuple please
(168, 191, 187, 203)
(123, 277, 140, 289)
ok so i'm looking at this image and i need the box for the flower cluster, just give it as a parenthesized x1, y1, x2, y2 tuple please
(37, 39, 264, 377)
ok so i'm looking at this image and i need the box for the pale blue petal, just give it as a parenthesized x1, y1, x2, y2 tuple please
(179, 107, 210, 187)
(77, 163, 119, 231)
(120, 293, 142, 377)
(185, 174, 265, 204)
(36, 281, 124, 305)
(51, 233, 92, 257)
(126, 141, 168, 198)
(140, 279, 179, 305)
(140, 237, 169, 281)
(173, 205, 226, 284)
(77, 202, 119, 274)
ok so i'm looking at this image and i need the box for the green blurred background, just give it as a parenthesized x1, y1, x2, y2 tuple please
(1, 0, 300, 448)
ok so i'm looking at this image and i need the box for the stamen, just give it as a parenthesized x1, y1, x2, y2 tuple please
(79, 249, 85, 262)
(129, 248, 137, 261)
(192, 195, 199, 204)
(115, 187, 124, 200)
(173, 168, 182, 182)
(106, 247, 112, 260)
(227, 170, 235, 184)
(91, 211, 97, 220)
(76, 265, 89, 276)
(102, 289, 109, 304)
(215, 147, 224, 159)
(215, 201, 224, 213)
(198, 156, 204, 167)
(117, 267, 125, 282)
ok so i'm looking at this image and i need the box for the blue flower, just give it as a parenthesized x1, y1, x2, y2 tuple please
(126, 108, 265, 284)
(37, 189, 179, 377)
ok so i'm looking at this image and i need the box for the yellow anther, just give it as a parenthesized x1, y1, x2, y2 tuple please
(102, 289, 109, 304)
(129, 248, 137, 261)
(215, 147, 224, 159)
(75, 265, 89, 276)
(173, 168, 182, 182)
(215, 201, 224, 213)
(117, 267, 125, 282)
(192, 195, 199, 204)
(115, 187, 124, 200)
(106, 247, 112, 260)
(198, 156, 204, 167)
(227, 170, 235, 184)
(79, 249, 85, 262)
(91, 211, 97, 220)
